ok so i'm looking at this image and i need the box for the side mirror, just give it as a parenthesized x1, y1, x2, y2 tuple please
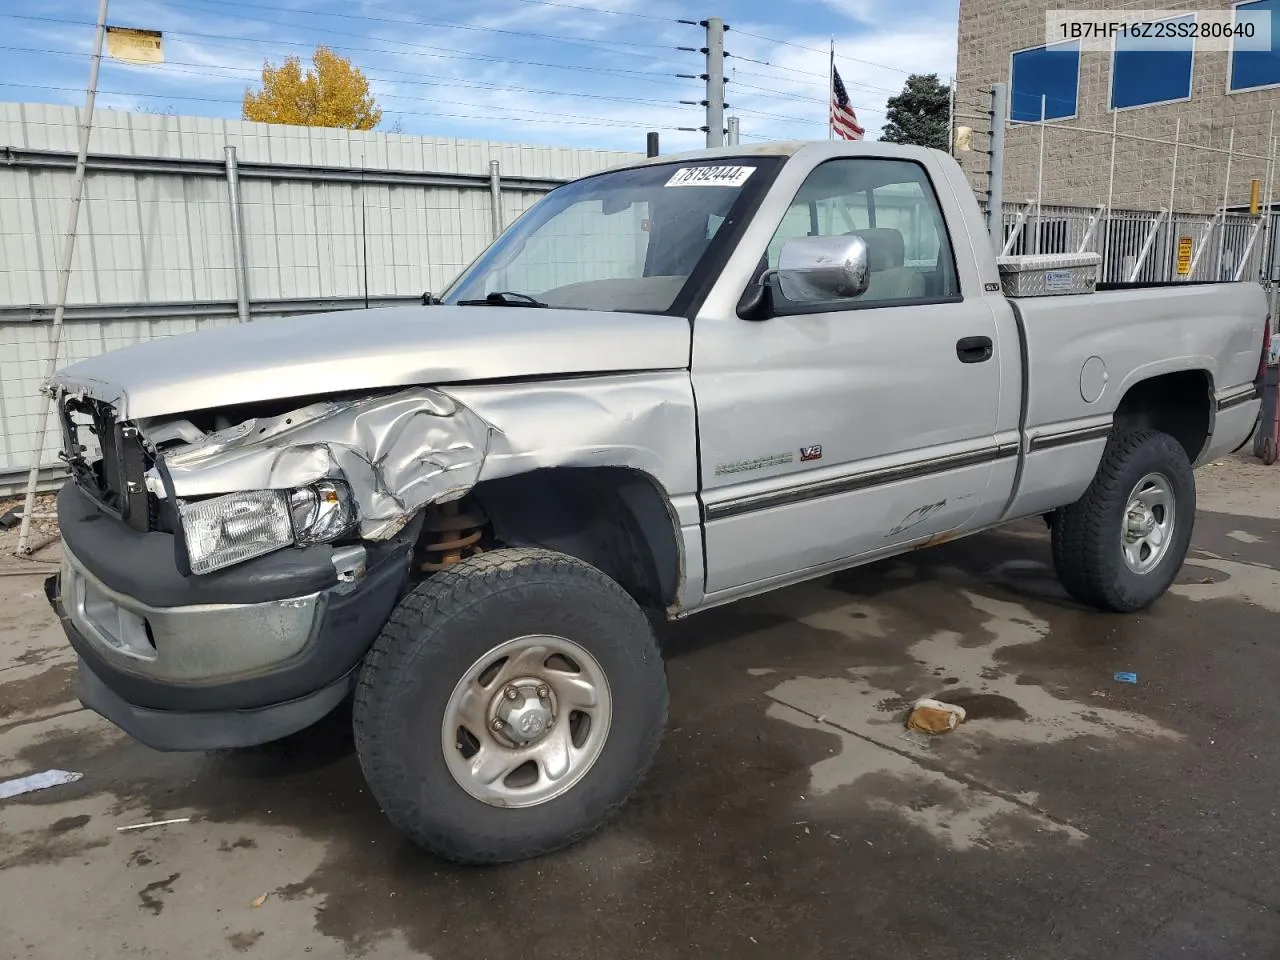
(776, 235, 869, 303)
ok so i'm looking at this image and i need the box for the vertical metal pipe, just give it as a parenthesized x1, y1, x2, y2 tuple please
(1217, 128, 1236, 279)
(947, 76, 955, 156)
(489, 159, 503, 240)
(224, 146, 251, 325)
(1266, 135, 1279, 313)
(726, 116, 740, 146)
(1103, 108, 1118, 282)
(1167, 118, 1180, 282)
(1034, 95, 1046, 255)
(828, 39, 835, 141)
(705, 17, 726, 148)
(1260, 114, 1276, 284)
(16, 0, 109, 556)
(987, 83, 1007, 251)
(646, 132, 660, 157)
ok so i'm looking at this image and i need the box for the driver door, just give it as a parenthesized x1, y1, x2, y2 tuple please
(692, 156, 1005, 594)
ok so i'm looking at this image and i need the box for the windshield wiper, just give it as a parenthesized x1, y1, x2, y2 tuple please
(456, 291, 548, 308)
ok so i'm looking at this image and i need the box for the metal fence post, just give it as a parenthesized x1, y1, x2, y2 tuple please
(987, 83, 1007, 252)
(15, 0, 109, 556)
(489, 159, 503, 241)
(1216, 128, 1236, 280)
(224, 146, 251, 324)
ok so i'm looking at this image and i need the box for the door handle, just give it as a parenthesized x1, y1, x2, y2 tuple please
(956, 335, 993, 363)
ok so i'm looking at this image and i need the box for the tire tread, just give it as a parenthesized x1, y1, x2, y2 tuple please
(353, 547, 666, 865)
(1051, 429, 1194, 613)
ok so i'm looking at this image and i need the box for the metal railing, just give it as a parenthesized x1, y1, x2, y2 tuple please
(988, 200, 1280, 287)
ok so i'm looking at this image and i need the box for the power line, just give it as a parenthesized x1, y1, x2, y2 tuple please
(0, 80, 686, 131)
(0, 13, 696, 91)
(0, 42, 684, 111)
(162, 0, 676, 55)
(730, 77, 885, 117)
(504, 0, 676, 21)
(726, 50, 899, 95)
(730, 28, 915, 76)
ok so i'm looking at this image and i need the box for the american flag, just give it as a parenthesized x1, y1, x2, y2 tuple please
(830, 65, 865, 141)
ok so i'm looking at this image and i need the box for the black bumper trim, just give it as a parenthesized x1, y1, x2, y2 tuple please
(49, 537, 411, 712)
(76, 656, 354, 751)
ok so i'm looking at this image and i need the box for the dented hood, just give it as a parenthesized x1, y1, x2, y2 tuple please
(51, 304, 692, 419)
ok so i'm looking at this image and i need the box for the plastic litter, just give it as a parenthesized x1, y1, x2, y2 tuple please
(1113, 671, 1138, 684)
(116, 817, 192, 833)
(0, 769, 83, 800)
(251, 893, 269, 908)
(905, 698, 967, 734)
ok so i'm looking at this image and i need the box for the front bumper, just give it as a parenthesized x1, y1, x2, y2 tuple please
(48, 484, 414, 750)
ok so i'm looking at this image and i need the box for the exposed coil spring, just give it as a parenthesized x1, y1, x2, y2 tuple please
(420, 498, 488, 572)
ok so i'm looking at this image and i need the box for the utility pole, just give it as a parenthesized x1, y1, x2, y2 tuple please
(986, 82, 1007, 252)
(726, 116, 740, 146)
(704, 17, 726, 148)
(16, 0, 110, 556)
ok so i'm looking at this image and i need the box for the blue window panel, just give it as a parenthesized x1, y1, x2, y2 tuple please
(1231, 0, 1280, 91)
(1111, 15, 1195, 108)
(1010, 41, 1080, 122)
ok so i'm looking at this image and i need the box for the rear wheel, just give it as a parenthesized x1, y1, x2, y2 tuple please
(1263, 435, 1277, 466)
(353, 548, 667, 864)
(1051, 429, 1195, 612)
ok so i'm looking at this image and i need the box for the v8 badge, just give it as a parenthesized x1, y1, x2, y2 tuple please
(800, 444, 823, 462)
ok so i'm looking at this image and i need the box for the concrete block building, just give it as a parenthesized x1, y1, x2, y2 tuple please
(954, 0, 1280, 212)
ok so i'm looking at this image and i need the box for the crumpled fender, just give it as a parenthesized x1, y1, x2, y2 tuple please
(158, 388, 495, 540)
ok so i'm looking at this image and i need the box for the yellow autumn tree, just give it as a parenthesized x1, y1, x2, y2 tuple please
(242, 45, 381, 130)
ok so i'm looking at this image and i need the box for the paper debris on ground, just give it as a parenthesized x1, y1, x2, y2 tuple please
(0, 769, 83, 800)
(116, 817, 192, 832)
(905, 698, 967, 734)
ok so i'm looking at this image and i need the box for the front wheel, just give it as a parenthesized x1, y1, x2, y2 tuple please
(1051, 429, 1196, 612)
(353, 548, 668, 864)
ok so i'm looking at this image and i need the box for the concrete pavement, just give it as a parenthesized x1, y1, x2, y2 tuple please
(1, 455, 1277, 959)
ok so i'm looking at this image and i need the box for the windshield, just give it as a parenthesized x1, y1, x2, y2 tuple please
(442, 158, 777, 314)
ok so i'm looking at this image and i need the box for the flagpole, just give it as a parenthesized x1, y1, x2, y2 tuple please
(828, 38, 834, 140)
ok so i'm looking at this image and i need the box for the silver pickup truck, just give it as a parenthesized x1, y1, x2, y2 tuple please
(46, 141, 1268, 864)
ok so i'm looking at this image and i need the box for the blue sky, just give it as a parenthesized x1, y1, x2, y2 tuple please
(0, 0, 959, 152)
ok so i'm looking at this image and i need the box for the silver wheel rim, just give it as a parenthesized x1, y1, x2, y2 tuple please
(441, 635, 612, 808)
(1121, 472, 1175, 575)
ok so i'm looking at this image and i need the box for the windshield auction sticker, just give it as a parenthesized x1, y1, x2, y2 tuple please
(665, 165, 755, 187)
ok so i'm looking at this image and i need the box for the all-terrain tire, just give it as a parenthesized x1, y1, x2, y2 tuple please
(353, 547, 667, 865)
(1051, 429, 1195, 613)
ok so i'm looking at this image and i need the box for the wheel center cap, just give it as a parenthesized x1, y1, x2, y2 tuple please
(493, 683, 555, 745)
(1126, 505, 1155, 540)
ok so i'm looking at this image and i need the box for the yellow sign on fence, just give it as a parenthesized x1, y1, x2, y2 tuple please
(105, 27, 164, 65)
(1176, 236, 1194, 276)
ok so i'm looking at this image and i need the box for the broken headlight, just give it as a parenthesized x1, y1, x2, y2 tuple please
(289, 480, 357, 545)
(180, 480, 358, 574)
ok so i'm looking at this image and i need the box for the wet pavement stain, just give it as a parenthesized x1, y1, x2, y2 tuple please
(938, 692, 1029, 721)
(137, 872, 180, 915)
(227, 930, 264, 952)
(0, 660, 76, 720)
(45, 814, 91, 835)
(2, 509, 1280, 957)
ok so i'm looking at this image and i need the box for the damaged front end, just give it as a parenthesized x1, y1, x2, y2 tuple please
(57, 385, 494, 577)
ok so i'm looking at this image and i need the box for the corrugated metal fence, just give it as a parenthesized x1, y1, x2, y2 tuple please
(0, 103, 641, 493)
